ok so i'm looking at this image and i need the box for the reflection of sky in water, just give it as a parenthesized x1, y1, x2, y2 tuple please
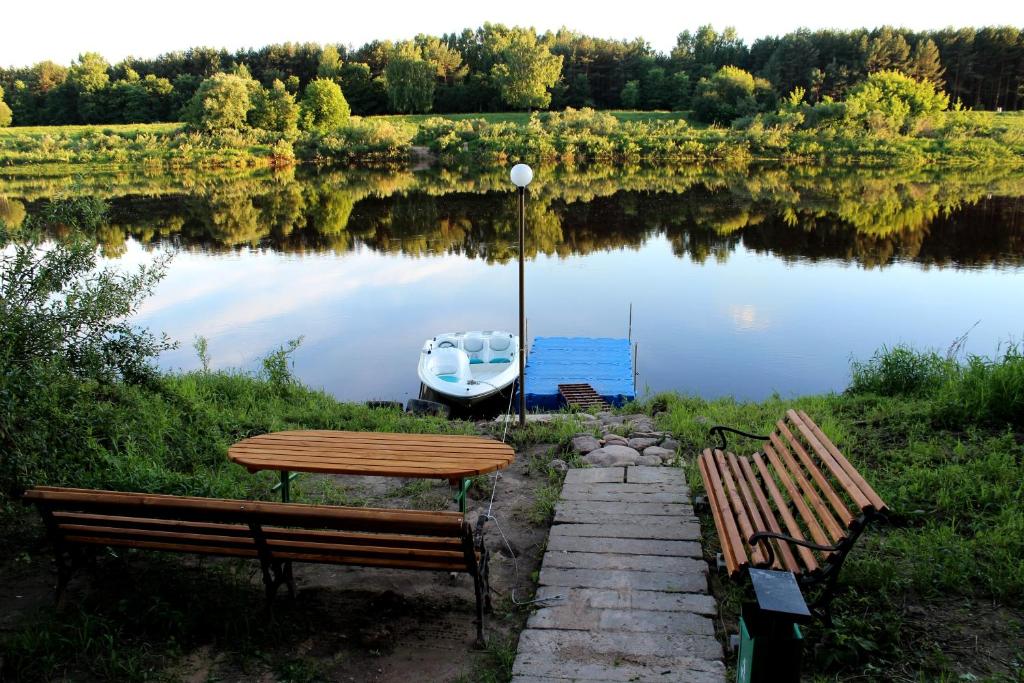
(126, 237, 1024, 403)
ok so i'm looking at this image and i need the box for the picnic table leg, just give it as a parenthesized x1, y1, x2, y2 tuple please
(453, 478, 471, 513)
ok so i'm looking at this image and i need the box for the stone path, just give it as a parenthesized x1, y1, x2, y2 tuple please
(510, 466, 724, 682)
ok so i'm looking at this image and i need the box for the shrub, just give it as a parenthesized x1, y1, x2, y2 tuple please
(184, 73, 255, 133)
(300, 78, 351, 132)
(844, 71, 949, 136)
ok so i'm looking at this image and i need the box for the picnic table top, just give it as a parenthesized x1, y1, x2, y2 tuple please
(228, 430, 515, 480)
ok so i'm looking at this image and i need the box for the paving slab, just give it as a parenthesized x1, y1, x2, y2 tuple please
(538, 567, 707, 593)
(534, 587, 717, 615)
(550, 520, 701, 540)
(528, 605, 715, 634)
(564, 467, 625, 484)
(554, 501, 695, 522)
(545, 535, 703, 558)
(627, 466, 687, 484)
(512, 657, 725, 683)
(512, 455, 722, 682)
(559, 488, 690, 503)
(509, 663, 720, 683)
(542, 551, 705, 574)
(516, 628, 723, 662)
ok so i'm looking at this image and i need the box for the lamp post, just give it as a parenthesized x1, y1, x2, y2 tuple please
(510, 163, 533, 427)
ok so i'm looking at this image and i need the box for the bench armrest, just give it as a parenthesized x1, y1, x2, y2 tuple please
(708, 425, 771, 451)
(748, 531, 842, 569)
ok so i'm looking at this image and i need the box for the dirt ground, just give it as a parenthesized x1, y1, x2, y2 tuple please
(0, 443, 552, 682)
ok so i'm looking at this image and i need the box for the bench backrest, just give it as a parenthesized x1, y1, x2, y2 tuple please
(25, 487, 473, 572)
(700, 409, 886, 578)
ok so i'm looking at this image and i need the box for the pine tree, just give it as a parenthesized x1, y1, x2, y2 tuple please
(866, 27, 911, 74)
(911, 39, 945, 85)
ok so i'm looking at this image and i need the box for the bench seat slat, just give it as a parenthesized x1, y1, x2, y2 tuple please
(725, 452, 773, 568)
(736, 455, 800, 573)
(699, 449, 746, 575)
(714, 449, 767, 567)
(795, 410, 887, 513)
(771, 426, 855, 528)
(769, 430, 847, 543)
(751, 453, 819, 573)
(762, 443, 831, 548)
(26, 489, 465, 536)
(785, 411, 872, 512)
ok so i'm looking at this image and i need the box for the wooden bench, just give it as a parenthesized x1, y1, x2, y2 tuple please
(24, 486, 491, 645)
(697, 409, 887, 621)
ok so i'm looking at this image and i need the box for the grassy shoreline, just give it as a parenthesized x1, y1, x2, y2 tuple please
(1, 344, 1022, 680)
(2, 109, 1023, 171)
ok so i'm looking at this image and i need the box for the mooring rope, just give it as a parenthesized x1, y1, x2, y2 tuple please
(480, 376, 563, 607)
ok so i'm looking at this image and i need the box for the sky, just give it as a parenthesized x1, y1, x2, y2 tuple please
(2, 0, 1021, 68)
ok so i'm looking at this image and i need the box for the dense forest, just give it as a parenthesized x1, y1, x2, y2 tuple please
(0, 24, 1022, 127)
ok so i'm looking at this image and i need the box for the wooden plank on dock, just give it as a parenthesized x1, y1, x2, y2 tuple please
(558, 383, 610, 409)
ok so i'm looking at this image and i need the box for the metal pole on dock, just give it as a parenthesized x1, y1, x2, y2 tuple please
(510, 164, 533, 427)
(628, 303, 632, 341)
(518, 185, 526, 426)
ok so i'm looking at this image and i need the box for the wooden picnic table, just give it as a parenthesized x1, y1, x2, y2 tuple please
(228, 430, 516, 510)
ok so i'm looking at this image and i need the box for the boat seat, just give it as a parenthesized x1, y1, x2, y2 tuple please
(490, 358, 511, 364)
(489, 336, 511, 351)
(464, 336, 485, 365)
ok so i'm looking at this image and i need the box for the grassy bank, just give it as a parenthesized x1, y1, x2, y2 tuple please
(648, 344, 1024, 680)
(2, 108, 1022, 172)
(2, 347, 1021, 680)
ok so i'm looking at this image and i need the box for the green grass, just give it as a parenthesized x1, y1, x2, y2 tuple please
(377, 110, 690, 126)
(637, 344, 1024, 679)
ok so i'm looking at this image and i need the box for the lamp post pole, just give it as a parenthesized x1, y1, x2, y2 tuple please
(518, 185, 526, 427)
(509, 163, 533, 428)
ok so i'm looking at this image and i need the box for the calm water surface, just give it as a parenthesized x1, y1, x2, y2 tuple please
(5, 164, 1024, 402)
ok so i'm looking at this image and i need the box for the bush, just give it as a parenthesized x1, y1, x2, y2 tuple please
(300, 78, 351, 132)
(184, 73, 256, 133)
(692, 66, 775, 125)
(844, 71, 949, 136)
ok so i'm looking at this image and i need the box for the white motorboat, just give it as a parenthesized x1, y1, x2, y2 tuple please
(418, 331, 520, 405)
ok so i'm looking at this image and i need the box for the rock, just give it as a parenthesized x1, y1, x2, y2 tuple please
(644, 446, 676, 462)
(549, 458, 569, 473)
(583, 445, 641, 467)
(694, 416, 711, 425)
(661, 438, 680, 452)
(630, 431, 665, 439)
(571, 435, 602, 455)
(635, 455, 663, 466)
(603, 434, 629, 446)
(628, 437, 660, 451)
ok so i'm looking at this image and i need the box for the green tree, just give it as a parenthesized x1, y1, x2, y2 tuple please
(384, 43, 435, 114)
(340, 62, 387, 114)
(415, 35, 468, 85)
(867, 27, 912, 74)
(318, 45, 343, 80)
(185, 72, 254, 132)
(299, 78, 350, 131)
(845, 70, 949, 135)
(0, 85, 12, 126)
(620, 80, 640, 109)
(68, 52, 111, 93)
(487, 27, 563, 110)
(251, 79, 299, 137)
(68, 52, 112, 123)
(692, 65, 774, 123)
(667, 72, 692, 110)
(910, 38, 946, 85)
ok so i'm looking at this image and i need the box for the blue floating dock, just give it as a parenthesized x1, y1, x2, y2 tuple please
(522, 337, 635, 410)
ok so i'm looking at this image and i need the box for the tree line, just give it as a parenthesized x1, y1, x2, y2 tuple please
(0, 23, 1021, 128)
